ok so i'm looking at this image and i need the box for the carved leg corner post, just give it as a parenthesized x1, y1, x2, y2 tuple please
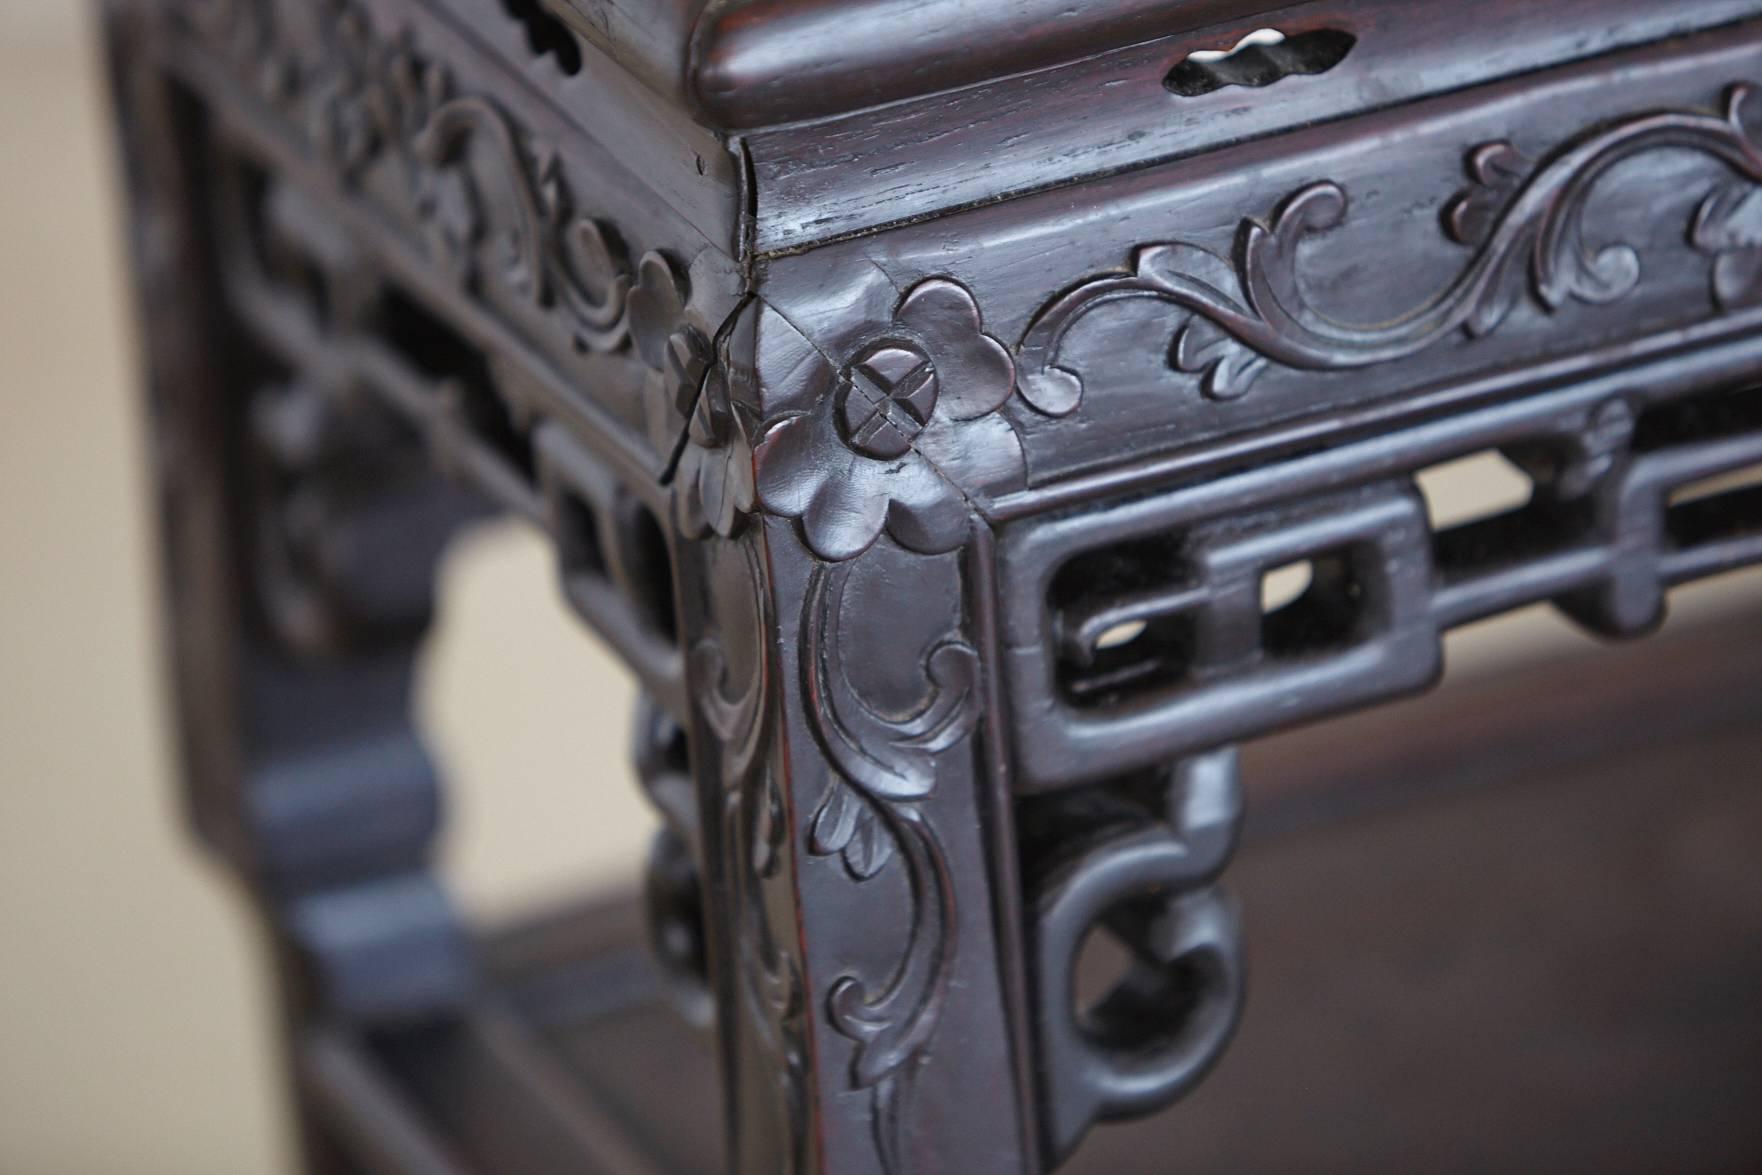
(668, 515, 1042, 1174)
(621, 287, 1039, 1172)
(652, 290, 1257, 1174)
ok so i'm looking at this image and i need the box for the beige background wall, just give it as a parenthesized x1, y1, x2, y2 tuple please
(1, 5, 1756, 1174)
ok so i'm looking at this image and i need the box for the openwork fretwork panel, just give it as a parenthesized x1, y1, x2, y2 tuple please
(1001, 365, 1762, 792)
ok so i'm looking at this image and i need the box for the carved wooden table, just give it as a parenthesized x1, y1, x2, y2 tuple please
(103, 0, 1762, 1171)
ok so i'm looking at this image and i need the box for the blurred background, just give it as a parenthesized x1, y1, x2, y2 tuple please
(2, 4, 1757, 1174)
(2, 5, 653, 1171)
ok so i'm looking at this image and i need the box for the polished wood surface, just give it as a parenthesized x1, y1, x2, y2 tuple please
(304, 614, 1762, 1173)
(103, 0, 1762, 1169)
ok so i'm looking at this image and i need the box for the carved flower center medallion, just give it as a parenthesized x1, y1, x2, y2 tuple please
(754, 278, 1027, 563)
(837, 342, 939, 459)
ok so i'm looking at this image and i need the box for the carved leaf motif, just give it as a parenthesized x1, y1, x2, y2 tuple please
(1147, 246, 1266, 398)
(750, 769, 787, 881)
(796, 559, 967, 1171)
(419, 166, 481, 271)
(1712, 250, 1762, 312)
(1245, 180, 1350, 296)
(1172, 317, 1268, 401)
(1694, 181, 1762, 310)
(1466, 247, 1523, 338)
(1446, 142, 1530, 246)
(561, 218, 622, 296)
(1695, 181, 1762, 250)
(811, 781, 896, 881)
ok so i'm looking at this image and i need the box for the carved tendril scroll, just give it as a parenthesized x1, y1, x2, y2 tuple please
(802, 559, 982, 1173)
(178, 0, 731, 462)
(1017, 84, 1762, 415)
(185, 0, 636, 349)
(412, 94, 630, 351)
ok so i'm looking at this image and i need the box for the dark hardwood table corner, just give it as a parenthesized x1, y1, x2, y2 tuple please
(100, 0, 1762, 1171)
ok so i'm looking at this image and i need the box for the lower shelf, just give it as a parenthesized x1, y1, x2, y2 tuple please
(306, 614, 1762, 1174)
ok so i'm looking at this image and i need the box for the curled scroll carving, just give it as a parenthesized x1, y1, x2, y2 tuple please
(176, 0, 742, 464)
(1018, 84, 1762, 415)
(1028, 751, 1247, 1165)
(411, 93, 630, 351)
(195, 0, 636, 355)
(801, 558, 981, 1172)
(689, 540, 771, 790)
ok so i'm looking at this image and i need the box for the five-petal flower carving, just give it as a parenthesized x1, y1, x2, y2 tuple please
(755, 279, 1025, 562)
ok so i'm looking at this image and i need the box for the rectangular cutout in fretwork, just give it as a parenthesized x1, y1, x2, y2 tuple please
(1051, 534, 1198, 707)
(621, 500, 680, 645)
(1633, 383, 1762, 452)
(1669, 463, 1762, 507)
(1414, 449, 1584, 579)
(555, 489, 608, 582)
(551, 473, 680, 651)
(1667, 463, 1762, 551)
(1415, 450, 1534, 531)
(374, 286, 537, 485)
(1259, 554, 1365, 657)
(1640, 385, 1762, 556)
(1668, 477, 1762, 550)
(536, 424, 687, 714)
(1259, 559, 1314, 614)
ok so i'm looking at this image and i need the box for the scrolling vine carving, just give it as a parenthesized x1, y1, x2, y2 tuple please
(1017, 84, 1762, 416)
(177, 0, 731, 458)
(185, 0, 632, 346)
(801, 558, 982, 1173)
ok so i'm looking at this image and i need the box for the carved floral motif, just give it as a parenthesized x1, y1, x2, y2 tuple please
(755, 280, 1025, 562)
(1017, 84, 1762, 416)
(181, 0, 634, 352)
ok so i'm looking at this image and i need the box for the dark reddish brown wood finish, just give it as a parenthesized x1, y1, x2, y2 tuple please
(101, 0, 1762, 1171)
